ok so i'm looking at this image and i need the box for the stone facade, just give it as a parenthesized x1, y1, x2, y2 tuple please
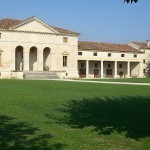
(0, 17, 149, 79)
(0, 17, 79, 79)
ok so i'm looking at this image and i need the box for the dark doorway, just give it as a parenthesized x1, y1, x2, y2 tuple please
(106, 69, 113, 78)
(94, 69, 99, 78)
(79, 69, 86, 78)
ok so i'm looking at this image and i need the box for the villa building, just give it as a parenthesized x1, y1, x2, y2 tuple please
(0, 16, 149, 79)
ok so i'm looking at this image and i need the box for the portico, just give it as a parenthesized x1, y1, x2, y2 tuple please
(78, 60, 142, 78)
(14, 46, 51, 72)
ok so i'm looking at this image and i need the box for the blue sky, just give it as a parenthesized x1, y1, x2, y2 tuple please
(0, 0, 149, 43)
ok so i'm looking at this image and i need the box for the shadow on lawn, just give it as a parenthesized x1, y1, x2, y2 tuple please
(48, 96, 150, 140)
(0, 115, 65, 150)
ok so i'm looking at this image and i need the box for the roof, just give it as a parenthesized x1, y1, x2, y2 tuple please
(78, 41, 142, 53)
(0, 17, 80, 35)
(0, 18, 22, 29)
(132, 42, 150, 49)
(50, 25, 79, 35)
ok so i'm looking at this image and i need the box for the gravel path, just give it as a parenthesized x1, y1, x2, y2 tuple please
(50, 79, 150, 86)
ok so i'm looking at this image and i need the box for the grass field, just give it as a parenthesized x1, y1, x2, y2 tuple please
(0, 80, 150, 150)
(82, 78, 150, 83)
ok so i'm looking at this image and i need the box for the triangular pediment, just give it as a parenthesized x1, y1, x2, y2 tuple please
(11, 17, 58, 33)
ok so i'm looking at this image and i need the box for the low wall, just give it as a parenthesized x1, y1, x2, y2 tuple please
(0, 71, 23, 79)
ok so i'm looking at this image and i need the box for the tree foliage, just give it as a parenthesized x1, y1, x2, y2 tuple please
(124, 0, 138, 3)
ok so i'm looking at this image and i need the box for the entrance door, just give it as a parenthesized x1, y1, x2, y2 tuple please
(79, 68, 86, 78)
(106, 69, 113, 78)
(94, 69, 99, 78)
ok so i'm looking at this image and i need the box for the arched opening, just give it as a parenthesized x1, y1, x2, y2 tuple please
(43, 47, 50, 71)
(15, 46, 23, 71)
(29, 47, 37, 71)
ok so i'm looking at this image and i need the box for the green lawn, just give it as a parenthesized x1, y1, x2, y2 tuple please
(0, 80, 150, 150)
(81, 78, 150, 83)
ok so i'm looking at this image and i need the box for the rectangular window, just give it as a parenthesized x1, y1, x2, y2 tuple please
(78, 52, 82, 55)
(108, 53, 111, 57)
(121, 54, 125, 57)
(63, 56, 67, 67)
(81, 63, 84, 68)
(93, 52, 97, 56)
(95, 63, 98, 68)
(119, 64, 122, 68)
(108, 64, 111, 68)
(134, 54, 137, 58)
(0, 33, 1, 39)
(63, 37, 68, 43)
(143, 69, 146, 74)
(143, 59, 146, 64)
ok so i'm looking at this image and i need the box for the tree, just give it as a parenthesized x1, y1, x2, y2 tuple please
(145, 61, 150, 77)
(124, 0, 138, 3)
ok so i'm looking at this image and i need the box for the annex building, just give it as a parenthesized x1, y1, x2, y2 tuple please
(0, 16, 150, 79)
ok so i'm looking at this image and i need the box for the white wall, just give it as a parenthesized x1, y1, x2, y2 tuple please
(78, 50, 143, 62)
(0, 30, 79, 78)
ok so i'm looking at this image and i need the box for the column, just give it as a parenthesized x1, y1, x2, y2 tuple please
(50, 53, 56, 71)
(23, 51, 29, 71)
(37, 51, 43, 71)
(10, 51, 16, 71)
(114, 61, 118, 78)
(139, 62, 143, 77)
(101, 60, 104, 78)
(127, 61, 130, 78)
(86, 60, 89, 78)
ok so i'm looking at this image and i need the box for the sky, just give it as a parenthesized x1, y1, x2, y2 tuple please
(0, 0, 149, 43)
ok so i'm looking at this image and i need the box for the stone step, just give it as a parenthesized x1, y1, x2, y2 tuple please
(23, 71, 59, 80)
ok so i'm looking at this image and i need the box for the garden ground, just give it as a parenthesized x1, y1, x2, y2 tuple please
(0, 80, 150, 150)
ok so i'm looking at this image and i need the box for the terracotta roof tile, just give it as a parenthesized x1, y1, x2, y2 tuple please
(0, 17, 79, 35)
(49, 25, 80, 35)
(132, 42, 150, 49)
(78, 41, 142, 53)
(0, 18, 22, 29)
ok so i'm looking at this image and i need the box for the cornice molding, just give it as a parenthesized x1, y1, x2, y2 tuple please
(0, 29, 79, 37)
